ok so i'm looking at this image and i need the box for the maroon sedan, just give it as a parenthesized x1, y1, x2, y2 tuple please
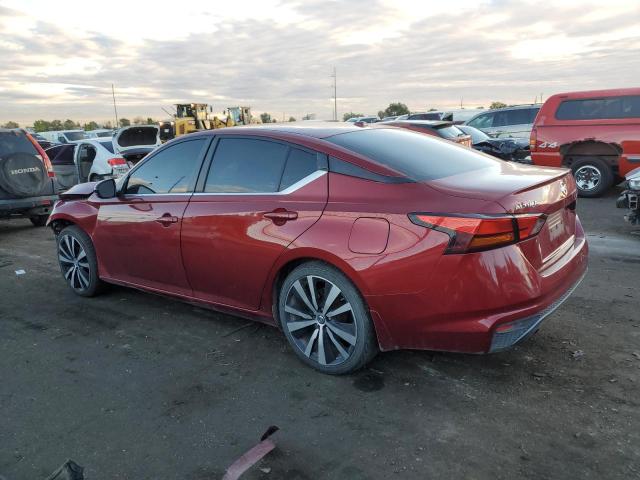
(48, 123, 588, 374)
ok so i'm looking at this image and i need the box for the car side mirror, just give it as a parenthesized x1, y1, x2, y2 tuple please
(95, 178, 117, 199)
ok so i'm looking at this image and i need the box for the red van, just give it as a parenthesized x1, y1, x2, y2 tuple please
(530, 88, 640, 197)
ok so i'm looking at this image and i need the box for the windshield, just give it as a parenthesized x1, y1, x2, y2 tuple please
(327, 128, 498, 181)
(64, 131, 88, 141)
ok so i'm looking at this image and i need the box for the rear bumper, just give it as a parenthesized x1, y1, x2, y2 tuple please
(366, 217, 589, 353)
(0, 195, 58, 217)
(489, 270, 586, 352)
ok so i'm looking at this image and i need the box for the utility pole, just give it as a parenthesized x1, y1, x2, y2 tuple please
(331, 67, 337, 121)
(112, 84, 119, 127)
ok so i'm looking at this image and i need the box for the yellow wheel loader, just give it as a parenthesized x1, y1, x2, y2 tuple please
(168, 104, 253, 139)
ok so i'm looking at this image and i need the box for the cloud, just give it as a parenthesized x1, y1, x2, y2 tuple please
(0, 0, 639, 124)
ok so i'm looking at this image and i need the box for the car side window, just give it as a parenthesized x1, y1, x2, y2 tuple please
(125, 139, 206, 195)
(468, 113, 493, 129)
(204, 138, 289, 193)
(279, 148, 318, 191)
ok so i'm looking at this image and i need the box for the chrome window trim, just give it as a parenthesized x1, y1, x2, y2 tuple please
(193, 170, 327, 196)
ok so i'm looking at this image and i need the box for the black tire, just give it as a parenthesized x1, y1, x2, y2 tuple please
(571, 157, 614, 198)
(278, 262, 378, 374)
(29, 215, 48, 227)
(56, 225, 104, 297)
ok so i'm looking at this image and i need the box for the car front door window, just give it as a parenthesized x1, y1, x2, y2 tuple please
(125, 139, 207, 195)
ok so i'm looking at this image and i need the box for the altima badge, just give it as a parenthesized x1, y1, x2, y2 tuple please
(515, 201, 538, 210)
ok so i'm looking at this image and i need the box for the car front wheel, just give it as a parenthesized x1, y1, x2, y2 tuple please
(278, 262, 378, 374)
(56, 225, 104, 297)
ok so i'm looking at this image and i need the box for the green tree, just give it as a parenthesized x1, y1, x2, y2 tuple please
(84, 121, 99, 131)
(490, 101, 507, 109)
(377, 110, 385, 119)
(302, 113, 315, 120)
(427, 108, 438, 112)
(343, 112, 363, 121)
(133, 116, 145, 125)
(63, 119, 78, 130)
(104, 121, 113, 129)
(382, 102, 409, 117)
(146, 117, 155, 125)
(119, 118, 131, 127)
(1, 121, 19, 128)
(260, 112, 272, 123)
(477, 106, 484, 109)
(33, 120, 50, 132)
(50, 120, 63, 130)
(288, 116, 296, 122)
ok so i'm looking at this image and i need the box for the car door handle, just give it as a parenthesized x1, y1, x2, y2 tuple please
(264, 209, 298, 223)
(155, 213, 179, 226)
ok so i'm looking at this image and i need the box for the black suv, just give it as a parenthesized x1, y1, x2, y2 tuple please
(0, 129, 58, 226)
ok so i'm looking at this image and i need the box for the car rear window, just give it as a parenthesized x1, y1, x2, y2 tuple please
(65, 131, 88, 141)
(326, 128, 497, 181)
(0, 131, 39, 158)
(99, 140, 114, 153)
(434, 125, 465, 139)
(556, 95, 640, 120)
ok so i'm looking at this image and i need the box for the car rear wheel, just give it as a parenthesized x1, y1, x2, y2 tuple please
(56, 225, 104, 297)
(571, 157, 614, 198)
(278, 262, 378, 374)
(30, 215, 48, 227)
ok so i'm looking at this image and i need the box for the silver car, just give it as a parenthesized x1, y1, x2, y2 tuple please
(465, 105, 540, 139)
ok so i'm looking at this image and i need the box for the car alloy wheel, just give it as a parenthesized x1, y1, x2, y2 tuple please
(58, 233, 91, 292)
(284, 275, 358, 367)
(574, 165, 601, 192)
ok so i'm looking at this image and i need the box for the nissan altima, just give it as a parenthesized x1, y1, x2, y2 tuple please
(48, 123, 588, 374)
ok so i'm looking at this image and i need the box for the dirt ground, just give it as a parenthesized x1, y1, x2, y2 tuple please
(0, 190, 638, 480)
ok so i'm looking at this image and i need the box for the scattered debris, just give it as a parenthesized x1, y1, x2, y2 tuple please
(15, 269, 26, 275)
(260, 467, 272, 474)
(532, 372, 547, 378)
(632, 352, 640, 360)
(572, 350, 585, 359)
(222, 426, 279, 480)
(45, 459, 84, 480)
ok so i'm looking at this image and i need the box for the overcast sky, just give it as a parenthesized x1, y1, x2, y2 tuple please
(1, 0, 639, 125)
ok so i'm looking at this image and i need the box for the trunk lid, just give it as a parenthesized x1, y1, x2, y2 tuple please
(428, 162, 577, 268)
(113, 126, 161, 154)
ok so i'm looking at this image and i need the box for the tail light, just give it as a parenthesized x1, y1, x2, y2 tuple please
(409, 213, 547, 254)
(27, 133, 55, 178)
(107, 157, 126, 166)
(529, 127, 537, 152)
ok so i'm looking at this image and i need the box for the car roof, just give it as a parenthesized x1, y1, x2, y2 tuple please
(186, 122, 378, 139)
(386, 120, 454, 127)
(549, 87, 640, 99)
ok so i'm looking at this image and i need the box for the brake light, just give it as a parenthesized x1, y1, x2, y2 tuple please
(409, 213, 546, 254)
(26, 133, 55, 178)
(107, 157, 126, 166)
(529, 127, 537, 152)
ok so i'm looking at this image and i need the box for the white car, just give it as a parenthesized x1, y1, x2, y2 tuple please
(86, 129, 115, 138)
(38, 129, 88, 144)
(47, 125, 161, 190)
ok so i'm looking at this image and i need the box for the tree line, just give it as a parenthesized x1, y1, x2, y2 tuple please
(1, 117, 157, 132)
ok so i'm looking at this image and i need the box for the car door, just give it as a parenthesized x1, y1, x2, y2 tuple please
(92, 137, 209, 295)
(497, 108, 538, 138)
(181, 136, 328, 311)
(47, 144, 78, 190)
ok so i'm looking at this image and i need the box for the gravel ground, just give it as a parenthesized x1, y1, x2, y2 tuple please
(0, 189, 638, 480)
